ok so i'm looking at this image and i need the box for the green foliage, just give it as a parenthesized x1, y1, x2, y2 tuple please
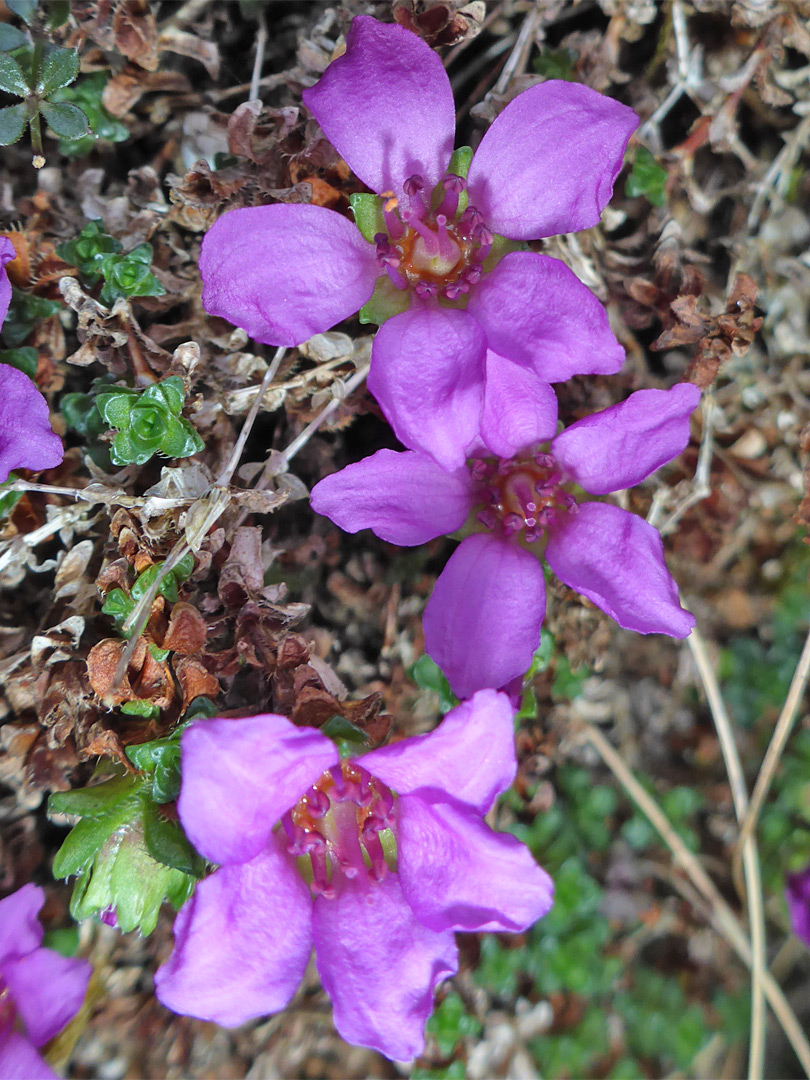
(49, 769, 203, 935)
(1, 287, 60, 347)
(621, 783, 703, 853)
(0, 42, 88, 152)
(126, 729, 185, 805)
(758, 728, 810, 891)
(533, 47, 577, 81)
(720, 546, 810, 729)
(42, 924, 80, 957)
(57, 222, 165, 305)
(102, 551, 195, 637)
(60, 390, 106, 439)
(530, 1006, 608, 1079)
(625, 145, 668, 207)
(427, 992, 481, 1057)
(0, 474, 22, 520)
(412, 1064, 466, 1080)
(615, 969, 709, 1069)
(94, 376, 203, 467)
(410, 653, 459, 714)
(51, 72, 129, 155)
(0, 345, 36, 378)
(551, 653, 590, 701)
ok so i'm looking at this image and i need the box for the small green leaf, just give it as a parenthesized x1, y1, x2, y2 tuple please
(174, 550, 195, 582)
(625, 145, 668, 207)
(6, 1, 38, 26)
(60, 391, 104, 437)
(349, 192, 385, 244)
(159, 416, 203, 459)
(0, 102, 27, 145)
(46, 0, 70, 28)
(110, 429, 149, 466)
(0, 476, 22, 520)
(101, 588, 135, 631)
(0, 51, 30, 95)
(183, 695, 217, 720)
(49, 774, 140, 819)
(142, 375, 184, 415)
(96, 389, 135, 428)
(358, 274, 411, 326)
(39, 100, 90, 140)
(533, 47, 577, 81)
(0, 346, 36, 378)
(0, 24, 28, 50)
(37, 47, 79, 95)
(120, 699, 161, 719)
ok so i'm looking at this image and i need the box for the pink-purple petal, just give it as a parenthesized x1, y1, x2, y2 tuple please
(199, 204, 379, 347)
(397, 794, 554, 933)
(313, 874, 458, 1060)
(0, 884, 43, 966)
(467, 252, 625, 381)
(546, 501, 694, 637)
(0, 1033, 57, 1080)
(310, 449, 474, 546)
(423, 533, 546, 700)
(368, 306, 487, 470)
(364, 689, 517, 814)
(0, 366, 64, 484)
(551, 383, 702, 495)
(467, 80, 638, 240)
(178, 714, 338, 865)
(155, 839, 313, 1027)
(480, 352, 559, 458)
(302, 16, 455, 197)
(786, 868, 810, 947)
(4, 949, 91, 1047)
(0, 236, 15, 326)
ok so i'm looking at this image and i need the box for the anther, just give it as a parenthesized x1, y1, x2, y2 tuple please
(438, 174, 466, 218)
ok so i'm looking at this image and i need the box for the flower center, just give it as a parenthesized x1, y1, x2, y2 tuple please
(373, 173, 493, 301)
(470, 451, 578, 544)
(281, 761, 395, 899)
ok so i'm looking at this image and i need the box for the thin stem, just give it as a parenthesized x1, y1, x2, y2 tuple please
(579, 721, 810, 1077)
(688, 626, 766, 1080)
(249, 4, 268, 102)
(737, 625, 810, 855)
(215, 346, 286, 487)
(280, 364, 369, 467)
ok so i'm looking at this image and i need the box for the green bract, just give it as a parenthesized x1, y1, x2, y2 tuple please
(49, 770, 204, 935)
(95, 376, 203, 467)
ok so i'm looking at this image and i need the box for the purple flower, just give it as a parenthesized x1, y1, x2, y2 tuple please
(200, 16, 639, 468)
(0, 884, 91, 1080)
(786, 867, 810, 946)
(0, 238, 63, 484)
(312, 375, 700, 699)
(155, 691, 553, 1059)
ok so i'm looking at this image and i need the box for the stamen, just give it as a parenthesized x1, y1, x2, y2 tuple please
(415, 280, 438, 300)
(364, 831, 388, 883)
(403, 173, 427, 217)
(472, 222, 493, 262)
(477, 508, 497, 530)
(442, 280, 468, 300)
(311, 846, 334, 898)
(468, 450, 579, 543)
(438, 174, 466, 218)
(386, 265, 409, 290)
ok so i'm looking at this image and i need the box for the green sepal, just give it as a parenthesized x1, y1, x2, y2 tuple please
(141, 797, 204, 876)
(36, 47, 79, 95)
(321, 715, 368, 747)
(349, 192, 385, 244)
(447, 145, 473, 180)
(165, 871, 196, 910)
(409, 654, 458, 714)
(358, 274, 411, 326)
(0, 102, 28, 145)
(483, 234, 528, 272)
(0, 346, 37, 378)
(39, 100, 89, 140)
(52, 794, 139, 879)
(0, 50, 30, 96)
(49, 773, 141, 820)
